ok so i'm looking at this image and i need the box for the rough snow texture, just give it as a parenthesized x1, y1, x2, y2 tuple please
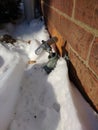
(0, 19, 98, 130)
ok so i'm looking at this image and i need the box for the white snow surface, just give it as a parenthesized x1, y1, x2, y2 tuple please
(0, 44, 26, 130)
(0, 19, 98, 130)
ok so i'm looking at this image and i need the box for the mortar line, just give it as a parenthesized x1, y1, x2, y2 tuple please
(42, 2, 98, 79)
(43, 2, 98, 36)
(72, 0, 76, 19)
(69, 44, 98, 80)
(86, 36, 95, 64)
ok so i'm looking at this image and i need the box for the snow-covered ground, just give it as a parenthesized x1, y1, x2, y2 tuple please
(0, 19, 98, 130)
(0, 44, 26, 130)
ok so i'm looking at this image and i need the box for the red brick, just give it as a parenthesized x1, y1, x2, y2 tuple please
(89, 38, 98, 75)
(54, 0, 73, 16)
(75, 0, 98, 29)
(59, 15, 94, 60)
(69, 49, 98, 110)
(42, 1, 96, 62)
(43, 4, 60, 31)
(43, 0, 55, 6)
(43, 0, 73, 16)
(46, 21, 65, 55)
(48, 9, 60, 28)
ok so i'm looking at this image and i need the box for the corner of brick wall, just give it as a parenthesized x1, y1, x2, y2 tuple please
(41, 0, 98, 112)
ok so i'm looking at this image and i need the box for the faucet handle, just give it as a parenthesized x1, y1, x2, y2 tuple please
(35, 37, 58, 55)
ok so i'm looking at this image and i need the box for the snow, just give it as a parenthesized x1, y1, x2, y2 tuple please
(0, 44, 26, 130)
(0, 18, 98, 130)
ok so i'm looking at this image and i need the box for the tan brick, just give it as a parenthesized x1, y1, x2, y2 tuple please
(59, 15, 94, 60)
(75, 0, 98, 29)
(89, 37, 98, 75)
(68, 49, 98, 111)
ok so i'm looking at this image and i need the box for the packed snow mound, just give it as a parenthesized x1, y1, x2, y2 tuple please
(9, 58, 98, 130)
(0, 44, 26, 130)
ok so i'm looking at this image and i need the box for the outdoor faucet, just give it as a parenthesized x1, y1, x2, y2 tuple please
(35, 37, 59, 74)
(35, 36, 58, 55)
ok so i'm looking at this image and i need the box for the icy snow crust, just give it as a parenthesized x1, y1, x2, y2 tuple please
(0, 19, 98, 130)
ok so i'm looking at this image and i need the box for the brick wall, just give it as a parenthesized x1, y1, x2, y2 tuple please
(41, 0, 98, 112)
